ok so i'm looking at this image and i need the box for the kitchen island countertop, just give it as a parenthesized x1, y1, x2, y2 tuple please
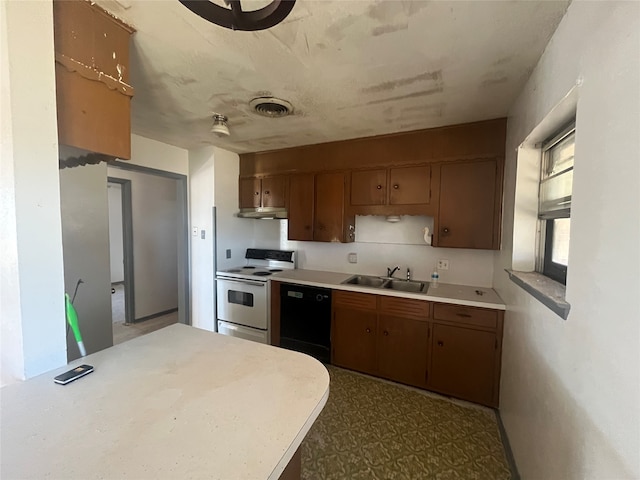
(272, 269, 506, 310)
(1, 324, 329, 479)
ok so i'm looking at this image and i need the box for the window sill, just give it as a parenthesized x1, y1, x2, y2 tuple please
(506, 270, 571, 320)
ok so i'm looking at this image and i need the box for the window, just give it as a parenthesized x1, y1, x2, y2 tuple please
(538, 123, 575, 284)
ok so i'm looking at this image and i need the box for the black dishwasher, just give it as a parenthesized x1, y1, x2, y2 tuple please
(280, 284, 332, 363)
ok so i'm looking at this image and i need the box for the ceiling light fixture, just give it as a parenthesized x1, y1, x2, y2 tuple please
(211, 114, 230, 136)
(179, 0, 296, 32)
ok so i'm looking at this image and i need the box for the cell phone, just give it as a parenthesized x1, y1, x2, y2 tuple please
(54, 365, 94, 385)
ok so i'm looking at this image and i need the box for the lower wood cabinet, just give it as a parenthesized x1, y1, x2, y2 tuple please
(330, 289, 504, 407)
(428, 324, 498, 406)
(377, 315, 429, 388)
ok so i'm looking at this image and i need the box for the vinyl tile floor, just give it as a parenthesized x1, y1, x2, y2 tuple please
(302, 366, 512, 480)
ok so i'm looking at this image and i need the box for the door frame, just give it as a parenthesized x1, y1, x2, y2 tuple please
(109, 161, 191, 326)
(107, 177, 135, 324)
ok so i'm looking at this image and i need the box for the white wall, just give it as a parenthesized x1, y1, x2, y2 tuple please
(254, 216, 496, 287)
(189, 147, 216, 331)
(495, 2, 640, 478)
(129, 134, 189, 176)
(213, 147, 256, 272)
(107, 167, 179, 319)
(60, 163, 113, 361)
(0, 0, 67, 386)
(107, 183, 125, 283)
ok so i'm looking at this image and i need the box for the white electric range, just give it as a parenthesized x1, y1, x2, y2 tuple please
(215, 249, 295, 344)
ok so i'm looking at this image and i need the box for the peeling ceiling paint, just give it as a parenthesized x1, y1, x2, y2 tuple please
(96, 0, 570, 154)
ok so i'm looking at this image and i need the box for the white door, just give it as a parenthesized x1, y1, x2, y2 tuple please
(217, 321, 269, 344)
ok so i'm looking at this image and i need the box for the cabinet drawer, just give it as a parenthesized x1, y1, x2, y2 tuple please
(379, 296, 429, 320)
(333, 290, 377, 311)
(433, 303, 498, 329)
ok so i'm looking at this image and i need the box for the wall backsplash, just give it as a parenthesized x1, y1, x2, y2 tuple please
(253, 216, 495, 287)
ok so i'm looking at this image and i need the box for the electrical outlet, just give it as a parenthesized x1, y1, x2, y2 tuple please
(192, 226, 198, 237)
(226, 249, 231, 259)
(438, 259, 450, 270)
(348, 253, 357, 264)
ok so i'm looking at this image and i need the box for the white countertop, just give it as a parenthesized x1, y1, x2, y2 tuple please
(1, 324, 330, 479)
(272, 269, 506, 310)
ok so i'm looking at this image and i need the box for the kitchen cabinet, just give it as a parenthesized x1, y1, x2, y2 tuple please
(350, 165, 431, 207)
(332, 291, 378, 375)
(285, 172, 354, 243)
(314, 172, 355, 243)
(332, 291, 430, 387)
(53, 0, 135, 161)
(434, 159, 500, 249)
(287, 174, 314, 241)
(239, 175, 286, 209)
(377, 315, 429, 388)
(428, 324, 497, 406)
(428, 302, 503, 407)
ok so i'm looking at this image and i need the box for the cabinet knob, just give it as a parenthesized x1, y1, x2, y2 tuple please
(255, 191, 260, 195)
(442, 227, 450, 235)
(393, 184, 399, 189)
(383, 330, 389, 336)
(437, 340, 444, 347)
(376, 184, 382, 189)
(264, 190, 270, 195)
(366, 327, 371, 334)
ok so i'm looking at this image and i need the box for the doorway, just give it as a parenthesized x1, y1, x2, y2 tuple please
(106, 161, 189, 345)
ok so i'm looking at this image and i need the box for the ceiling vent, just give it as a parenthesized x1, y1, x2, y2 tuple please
(250, 97, 293, 118)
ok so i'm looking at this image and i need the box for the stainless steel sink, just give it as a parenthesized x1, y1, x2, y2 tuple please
(342, 275, 428, 294)
(383, 280, 428, 293)
(343, 275, 388, 288)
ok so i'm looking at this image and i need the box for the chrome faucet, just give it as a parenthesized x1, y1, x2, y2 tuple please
(387, 266, 400, 278)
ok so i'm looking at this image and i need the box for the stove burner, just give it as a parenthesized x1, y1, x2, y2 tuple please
(253, 271, 272, 276)
(243, 266, 256, 269)
(227, 269, 242, 273)
(269, 269, 283, 272)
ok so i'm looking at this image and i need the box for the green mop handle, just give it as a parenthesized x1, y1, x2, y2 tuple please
(65, 293, 86, 356)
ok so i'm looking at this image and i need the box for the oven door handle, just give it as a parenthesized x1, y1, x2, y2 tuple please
(217, 278, 266, 288)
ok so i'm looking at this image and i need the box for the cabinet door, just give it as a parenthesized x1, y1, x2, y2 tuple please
(429, 323, 497, 406)
(239, 177, 261, 208)
(314, 172, 346, 242)
(261, 176, 286, 208)
(288, 174, 314, 241)
(351, 169, 387, 206)
(437, 160, 497, 249)
(332, 307, 377, 375)
(377, 316, 429, 388)
(389, 165, 431, 205)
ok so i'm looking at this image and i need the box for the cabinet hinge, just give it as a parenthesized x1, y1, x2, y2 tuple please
(495, 338, 498, 349)
(427, 326, 430, 339)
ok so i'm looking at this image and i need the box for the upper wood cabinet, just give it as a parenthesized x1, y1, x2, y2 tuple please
(53, 0, 135, 161)
(351, 165, 431, 207)
(314, 172, 354, 243)
(288, 174, 314, 241)
(239, 176, 286, 209)
(434, 159, 501, 249)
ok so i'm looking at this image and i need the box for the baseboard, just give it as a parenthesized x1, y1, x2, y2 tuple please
(134, 307, 178, 324)
(495, 409, 520, 480)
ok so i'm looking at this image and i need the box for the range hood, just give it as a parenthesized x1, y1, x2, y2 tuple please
(237, 207, 288, 219)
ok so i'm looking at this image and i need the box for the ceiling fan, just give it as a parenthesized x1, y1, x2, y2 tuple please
(179, 0, 296, 31)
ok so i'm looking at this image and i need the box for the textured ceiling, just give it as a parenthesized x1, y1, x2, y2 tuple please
(96, 0, 570, 154)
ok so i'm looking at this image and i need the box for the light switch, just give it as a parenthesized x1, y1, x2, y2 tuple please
(192, 226, 198, 237)
(200, 230, 206, 240)
(226, 249, 231, 259)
